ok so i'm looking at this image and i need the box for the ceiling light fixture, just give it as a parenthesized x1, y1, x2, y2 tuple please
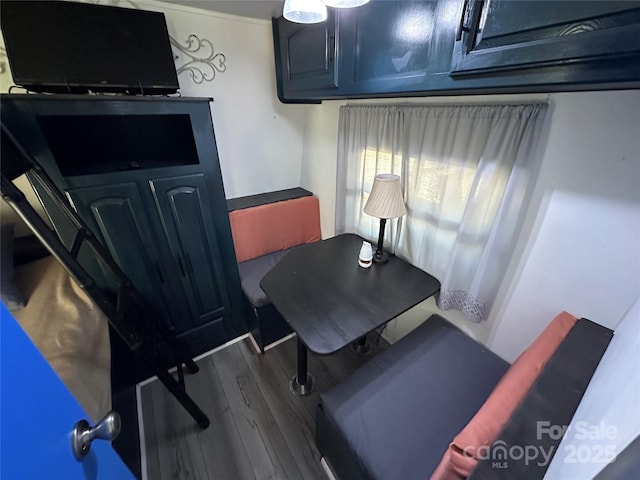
(283, 0, 371, 24)
(283, 0, 327, 24)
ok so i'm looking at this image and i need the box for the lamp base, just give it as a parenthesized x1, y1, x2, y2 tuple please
(373, 250, 389, 263)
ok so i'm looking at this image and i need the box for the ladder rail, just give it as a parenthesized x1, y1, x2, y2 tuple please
(1, 121, 209, 429)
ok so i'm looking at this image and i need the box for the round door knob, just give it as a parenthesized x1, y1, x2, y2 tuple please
(71, 411, 121, 460)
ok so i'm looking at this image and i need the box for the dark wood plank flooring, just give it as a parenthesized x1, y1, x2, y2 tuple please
(140, 335, 387, 480)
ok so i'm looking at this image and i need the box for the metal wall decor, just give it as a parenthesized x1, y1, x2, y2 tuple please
(171, 34, 227, 84)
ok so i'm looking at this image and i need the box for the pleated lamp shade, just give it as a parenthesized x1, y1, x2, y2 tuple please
(363, 174, 406, 219)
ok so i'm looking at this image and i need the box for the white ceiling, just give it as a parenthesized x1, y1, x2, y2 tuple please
(171, 0, 284, 20)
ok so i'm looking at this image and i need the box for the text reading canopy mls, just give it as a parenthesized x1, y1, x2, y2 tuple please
(0, 1, 178, 95)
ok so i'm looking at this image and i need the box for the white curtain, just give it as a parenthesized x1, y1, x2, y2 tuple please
(336, 104, 548, 322)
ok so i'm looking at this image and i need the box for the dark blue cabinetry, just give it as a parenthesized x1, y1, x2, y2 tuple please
(1, 94, 247, 359)
(452, 0, 640, 75)
(67, 182, 188, 332)
(338, 1, 452, 94)
(273, 10, 338, 100)
(150, 175, 232, 340)
(273, 0, 640, 102)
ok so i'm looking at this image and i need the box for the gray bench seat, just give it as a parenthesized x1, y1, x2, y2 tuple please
(237, 249, 290, 308)
(316, 315, 509, 480)
(228, 188, 321, 352)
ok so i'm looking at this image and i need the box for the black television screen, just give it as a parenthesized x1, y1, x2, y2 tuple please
(0, 1, 179, 95)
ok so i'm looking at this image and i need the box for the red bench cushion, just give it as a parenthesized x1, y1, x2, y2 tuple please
(229, 196, 321, 263)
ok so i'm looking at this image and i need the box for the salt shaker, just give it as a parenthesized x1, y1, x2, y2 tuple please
(358, 241, 373, 268)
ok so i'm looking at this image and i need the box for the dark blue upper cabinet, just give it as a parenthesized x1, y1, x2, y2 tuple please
(274, 1, 456, 100)
(451, 0, 640, 76)
(273, 10, 338, 98)
(273, 0, 640, 102)
(338, 1, 452, 94)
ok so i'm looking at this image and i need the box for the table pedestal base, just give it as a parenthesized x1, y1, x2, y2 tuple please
(351, 336, 372, 355)
(289, 373, 315, 397)
(290, 337, 315, 396)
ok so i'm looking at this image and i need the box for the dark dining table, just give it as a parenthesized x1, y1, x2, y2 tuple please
(260, 233, 441, 396)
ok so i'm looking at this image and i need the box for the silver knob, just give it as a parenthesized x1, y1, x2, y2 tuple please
(71, 411, 121, 460)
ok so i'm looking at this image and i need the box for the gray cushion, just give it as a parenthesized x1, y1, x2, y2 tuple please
(317, 315, 510, 480)
(237, 249, 290, 307)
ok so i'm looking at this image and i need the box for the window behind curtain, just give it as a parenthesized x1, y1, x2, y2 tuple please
(336, 104, 548, 322)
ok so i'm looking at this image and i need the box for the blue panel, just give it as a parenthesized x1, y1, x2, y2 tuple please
(0, 304, 134, 480)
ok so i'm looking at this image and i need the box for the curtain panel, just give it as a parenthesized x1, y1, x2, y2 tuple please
(336, 103, 548, 322)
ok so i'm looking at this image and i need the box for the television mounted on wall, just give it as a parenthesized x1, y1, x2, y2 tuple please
(0, 1, 179, 95)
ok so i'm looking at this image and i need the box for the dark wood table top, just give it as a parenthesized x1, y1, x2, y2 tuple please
(260, 233, 441, 355)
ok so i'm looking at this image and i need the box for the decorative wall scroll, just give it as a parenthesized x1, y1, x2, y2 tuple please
(171, 35, 226, 84)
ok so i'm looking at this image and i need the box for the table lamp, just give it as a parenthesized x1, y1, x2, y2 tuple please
(363, 174, 406, 263)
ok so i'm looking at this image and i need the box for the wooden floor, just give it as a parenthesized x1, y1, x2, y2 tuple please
(140, 335, 387, 480)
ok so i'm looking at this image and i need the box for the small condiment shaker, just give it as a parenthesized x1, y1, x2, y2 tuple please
(358, 241, 373, 268)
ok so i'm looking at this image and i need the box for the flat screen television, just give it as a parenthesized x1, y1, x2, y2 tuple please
(0, 1, 179, 95)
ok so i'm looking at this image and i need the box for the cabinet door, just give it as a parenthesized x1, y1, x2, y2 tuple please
(66, 183, 186, 331)
(451, 0, 640, 76)
(274, 11, 338, 92)
(340, 1, 443, 92)
(149, 174, 231, 330)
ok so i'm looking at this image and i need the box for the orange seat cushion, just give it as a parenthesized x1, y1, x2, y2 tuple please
(430, 311, 578, 479)
(229, 196, 321, 263)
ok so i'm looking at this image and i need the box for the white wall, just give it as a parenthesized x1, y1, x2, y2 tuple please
(300, 90, 640, 354)
(488, 90, 640, 361)
(300, 101, 342, 238)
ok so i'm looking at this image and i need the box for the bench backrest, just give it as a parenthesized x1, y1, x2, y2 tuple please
(229, 195, 321, 263)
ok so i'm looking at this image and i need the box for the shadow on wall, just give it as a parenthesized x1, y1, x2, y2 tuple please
(486, 90, 640, 360)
